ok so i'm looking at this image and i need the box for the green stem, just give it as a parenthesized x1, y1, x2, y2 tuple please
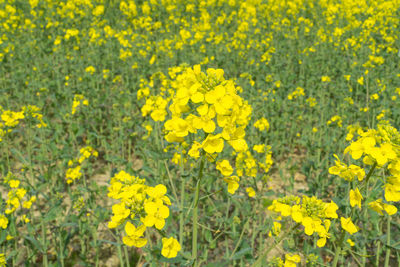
(27, 124, 35, 186)
(364, 162, 377, 186)
(179, 175, 185, 246)
(376, 241, 381, 267)
(59, 230, 65, 267)
(230, 219, 249, 259)
(41, 221, 48, 267)
(384, 215, 391, 267)
(332, 230, 346, 267)
(116, 230, 124, 267)
(251, 223, 300, 267)
(192, 155, 205, 265)
(123, 245, 130, 267)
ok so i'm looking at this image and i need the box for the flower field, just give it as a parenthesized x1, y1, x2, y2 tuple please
(1, 0, 400, 266)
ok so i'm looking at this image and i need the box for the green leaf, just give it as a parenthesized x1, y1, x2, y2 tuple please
(23, 235, 43, 253)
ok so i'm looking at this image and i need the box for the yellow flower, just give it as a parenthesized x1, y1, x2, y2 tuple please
(284, 254, 301, 267)
(321, 76, 331, 82)
(216, 160, 233, 176)
(254, 118, 269, 131)
(369, 143, 396, 166)
(357, 76, 364, 85)
(341, 217, 358, 235)
(141, 201, 169, 230)
(253, 144, 265, 153)
(268, 221, 281, 237)
(344, 137, 376, 160)
(161, 237, 181, 258)
(9, 180, 19, 188)
(202, 134, 224, 154)
(0, 253, 5, 267)
(85, 66, 96, 74)
(324, 201, 339, 218)
(347, 239, 355, 246)
(188, 141, 202, 158)
(108, 203, 130, 229)
(223, 176, 240, 194)
(0, 215, 8, 229)
(246, 187, 256, 197)
(349, 188, 363, 209)
(122, 222, 147, 248)
(369, 199, 397, 215)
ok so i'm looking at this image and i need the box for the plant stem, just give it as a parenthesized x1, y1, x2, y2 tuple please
(364, 162, 377, 186)
(179, 175, 185, 246)
(332, 230, 346, 267)
(116, 230, 124, 267)
(384, 215, 391, 267)
(41, 221, 48, 267)
(192, 155, 205, 265)
(251, 223, 300, 267)
(123, 245, 130, 267)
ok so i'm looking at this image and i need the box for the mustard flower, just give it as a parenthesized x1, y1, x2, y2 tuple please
(142, 201, 170, 230)
(349, 188, 363, 209)
(368, 199, 397, 215)
(0, 215, 8, 229)
(347, 239, 355, 246)
(122, 222, 147, 247)
(0, 253, 5, 267)
(108, 203, 130, 229)
(216, 160, 233, 176)
(223, 176, 240, 194)
(341, 217, 358, 235)
(253, 144, 265, 153)
(202, 134, 224, 154)
(284, 254, 301, 267)
(246, 187, 256, 197)
(254, 118, 269, 131)
(188, 141, 202, 158)
(161, 237, 181, 258)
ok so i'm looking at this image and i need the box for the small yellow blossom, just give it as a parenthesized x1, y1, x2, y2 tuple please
(349, 188, 363, 209)
(341, 217, 358, 235)
(246, 187, 256, 197)
(161, 237, 181, 258)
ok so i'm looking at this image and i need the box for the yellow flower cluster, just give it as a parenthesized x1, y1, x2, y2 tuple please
(139, 65, 273, 195)
(163, 65, 252, 154)
(71, 94, 89, 115)
(0, 253, 5, 267)
(214, 145, 273, 195)
(107, 170, 180, 258)
(66, 146, 98, 184)
(327, 115, 343, 127)
(330, 123, 399, 219)
(22, 105, 47, 128)
(269, 195, 338, 247)
(0, 105, 46, 141)
(254, 117, 269, 131)
(270, 254, 301, 267)
(329, 154, 365, 181)
(1, 109, 24, 128)
(287, 87, 305, 100)
(1, 172, 36, 228)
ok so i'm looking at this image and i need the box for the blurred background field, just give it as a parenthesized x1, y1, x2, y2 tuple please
(0, 0, 399, 266)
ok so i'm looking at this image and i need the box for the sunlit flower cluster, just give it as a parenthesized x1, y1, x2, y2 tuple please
(1, 172, 36, 230)
(107, 170, 180, 258)
(268, 195, 338, 247)
(329, 124, 400, 231)
(0, 105, 46, 141)
(66, 146, 98, 184)
(71, 94, 89, 115)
